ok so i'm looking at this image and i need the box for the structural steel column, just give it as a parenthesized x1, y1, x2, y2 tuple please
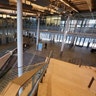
(60, 15, 70, 53)
(70, 19, 78, 45)
(36, 17, 40, 50)
(17, 0, 23, 77)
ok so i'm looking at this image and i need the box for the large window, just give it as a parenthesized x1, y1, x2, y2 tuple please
(46, 16, 61, 26)
(76, 37, 81, 45)
(87, 20, 96, 28)
(83, 38, 89, 47)
(79, 38, 84, 46)
(77, 20, 82, 28)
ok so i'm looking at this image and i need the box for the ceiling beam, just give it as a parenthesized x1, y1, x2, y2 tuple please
(85, 0, 92, 12)
(59, 0, 79, 12)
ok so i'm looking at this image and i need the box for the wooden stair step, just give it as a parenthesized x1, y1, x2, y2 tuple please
(37, 83, 47, 96)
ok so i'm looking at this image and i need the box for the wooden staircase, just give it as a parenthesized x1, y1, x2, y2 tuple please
(37, 58, 96, 96)
(38, 83, 47, 96)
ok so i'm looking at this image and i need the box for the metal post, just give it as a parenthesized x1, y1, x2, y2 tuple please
(60, 15, 70, 53)
(36, 17, 40, 50)
(17, 0, 23, 77)
(88, 77, 95, 88)
(17, 0, 23, 95)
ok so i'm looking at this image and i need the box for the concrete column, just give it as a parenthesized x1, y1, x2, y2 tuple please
(60, 15, 70, 53)
(17, 0, 23, 77)
(36, 17, 40, 50)
(70, 19, 78, 45)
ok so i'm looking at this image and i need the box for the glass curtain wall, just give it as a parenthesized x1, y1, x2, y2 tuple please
(0, 14, 16, 44)
(39, 18, 96, 49)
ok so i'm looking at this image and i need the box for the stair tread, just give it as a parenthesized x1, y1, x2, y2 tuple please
(38, 83, 47, 96)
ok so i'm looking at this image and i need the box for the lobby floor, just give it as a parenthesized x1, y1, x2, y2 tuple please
(26, 41, 96, 67)
(0, 41, 96, 67)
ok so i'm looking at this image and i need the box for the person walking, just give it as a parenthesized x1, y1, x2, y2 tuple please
(44, 43, 47, 49)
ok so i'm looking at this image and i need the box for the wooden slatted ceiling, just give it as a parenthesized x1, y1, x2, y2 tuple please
(76, 4, 89, 11)
(0, 0, 95, 17)
(69, 0, 90, 11)
(0, 0, 93, 11)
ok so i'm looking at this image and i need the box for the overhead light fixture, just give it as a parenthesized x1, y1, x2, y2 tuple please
(0, 14, 2, 17)
(31, 3, 47, 11)
(3, 14, 6, 18)
(24, 12, 36, 16)
(0, 8, 15, 14)
(11, 16, 17, 19)
(6, 15, 10, 18)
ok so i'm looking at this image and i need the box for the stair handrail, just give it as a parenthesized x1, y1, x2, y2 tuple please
(0, 50, 53, 96)
(0, 48, 17, 69)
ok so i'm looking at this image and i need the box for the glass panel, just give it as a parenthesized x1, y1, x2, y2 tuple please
(79, 38, 84, 46)
(46, 16, 61, 26)
(91, 39, 96, 49)
(83, 38, 89, 47)
(65, 36, 69, 43)
(89, 38, 94, 47)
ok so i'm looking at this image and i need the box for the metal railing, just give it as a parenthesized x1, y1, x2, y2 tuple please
(0, 50, 53, 96)
(0, 48, 17, 78)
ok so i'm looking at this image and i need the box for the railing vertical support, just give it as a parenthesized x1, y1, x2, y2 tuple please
(88, 77, 95, 88)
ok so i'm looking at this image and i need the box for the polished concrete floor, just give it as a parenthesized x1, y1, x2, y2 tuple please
(26, 41, 96, 67)
(0, 41, 96, 67)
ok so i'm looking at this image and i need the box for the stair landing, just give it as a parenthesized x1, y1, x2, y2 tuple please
(38, 58, 96, 96)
